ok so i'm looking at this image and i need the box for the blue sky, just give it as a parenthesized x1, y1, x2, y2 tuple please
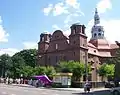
(0, 0, 120, 55)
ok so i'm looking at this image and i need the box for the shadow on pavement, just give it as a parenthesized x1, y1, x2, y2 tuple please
(72, 90, 112, 95)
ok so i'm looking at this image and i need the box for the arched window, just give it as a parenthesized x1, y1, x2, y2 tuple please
(98, 33, 101, 36)
(42, 37, 44, 41)
(55, 44, 58, 49)
(94, 33, 97, 37)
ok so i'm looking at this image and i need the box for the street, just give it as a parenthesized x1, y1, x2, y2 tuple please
(0, 84, 112, 95)
(0, 84, 75, 95)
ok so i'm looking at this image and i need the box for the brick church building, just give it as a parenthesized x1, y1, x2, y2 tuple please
(37, 8, 119, 81)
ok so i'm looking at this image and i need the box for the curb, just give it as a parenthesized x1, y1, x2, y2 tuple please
(48, 88, 84, 91)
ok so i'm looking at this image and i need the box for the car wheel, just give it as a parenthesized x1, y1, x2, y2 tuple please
(112, 90, 120, 95)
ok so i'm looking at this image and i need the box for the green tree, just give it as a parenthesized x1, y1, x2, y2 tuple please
(0, 54, 12, 77)
(58, 61, 91, 81)
(45, 66, 56, 78)
(21, 66, 34, 78)
(34, 66, 46, 75)
(11, 54, 26, 78)
(58, 61, 75, 73)
(98, 63, 115, 81)
(72, 62, 85, 81)
(13, 49, 37, 67)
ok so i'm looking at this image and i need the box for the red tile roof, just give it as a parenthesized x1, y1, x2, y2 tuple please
(110, 44, 119, 49)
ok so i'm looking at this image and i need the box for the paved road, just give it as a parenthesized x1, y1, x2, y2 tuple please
(0, 84, 75, 95)
(0, 84, 112, 95)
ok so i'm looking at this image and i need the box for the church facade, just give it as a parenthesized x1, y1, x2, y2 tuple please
(37, 8, 119, 82)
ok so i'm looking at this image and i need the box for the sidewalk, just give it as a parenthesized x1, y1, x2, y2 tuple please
(50, 87, 110, 92)
(10, 83, 111, 92)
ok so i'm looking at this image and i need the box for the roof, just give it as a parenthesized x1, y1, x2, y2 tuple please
(88, 46, 99, 56)
(110, 44, 119, 49)
(88, 41, 112, 57)
(98, 51, 112, 57)
(89, 39, 111, 49)
(88, 42, 96, 49)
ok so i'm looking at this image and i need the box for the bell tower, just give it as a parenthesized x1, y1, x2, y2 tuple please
(69, 23, 88, 63)
(91, 8, 105, 40)
(69, 23, 87, 48)
(38, 32, 51, 53)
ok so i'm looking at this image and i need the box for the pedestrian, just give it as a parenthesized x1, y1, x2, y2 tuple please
(84, 81, 91, 93)
(84, 83, 87, 93)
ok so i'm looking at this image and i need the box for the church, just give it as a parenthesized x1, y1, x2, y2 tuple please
(37, 8, 119, 82)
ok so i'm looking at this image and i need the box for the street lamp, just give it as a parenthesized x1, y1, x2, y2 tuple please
(84, 51, 88, 82)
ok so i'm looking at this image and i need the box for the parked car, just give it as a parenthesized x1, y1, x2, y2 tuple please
(105, 81, 115, 88)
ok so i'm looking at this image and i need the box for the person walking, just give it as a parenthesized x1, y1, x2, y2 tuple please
(84, 81, 91, 93)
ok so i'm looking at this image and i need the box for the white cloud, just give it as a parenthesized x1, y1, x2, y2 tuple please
(0, 41, 38, 56)
(53, 2, 69, 16)
(86, 19, 120, 43)
(64, 14, 72, 24)
(97, 0, 112, 14)
(65, 0, 79, 8)
(43, 4, 53, 16)
(0, 48, 19, 56)
(63, 28, 71, 36)
(43, 0, 84, 17)
(52, 24, 61, 30)
(0, 16, 9, 42)
(23, 42, 38, 49)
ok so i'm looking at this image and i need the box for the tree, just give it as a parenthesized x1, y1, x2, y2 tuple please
(34, 66, 46, 75)
(58, 61, 75, 73)
(0, 54, 12, 77)
(58, 61, 91, 81)
(98, 63, 115, 81)
(45, 66, 56, 78)
(13, 49, 37, 67)
(21, 66, 34, 78)
(72, 62, 85, 81)
(11, 54, 26, 78)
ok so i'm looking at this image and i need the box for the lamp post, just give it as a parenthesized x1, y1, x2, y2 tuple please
(85, 51, 88, 82)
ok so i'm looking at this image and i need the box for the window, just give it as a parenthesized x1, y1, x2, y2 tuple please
(94, 33, 97, 37)
(82, 26, 85, 34)
(42, 37, 44, 41)
(72, 26, 76, 34)
(98, 33, 101, 36)
(74, 52, 75, 56)
(55, 44, 58, 49)
(98, 28, 101, 32)
(94, 50, 96, 53)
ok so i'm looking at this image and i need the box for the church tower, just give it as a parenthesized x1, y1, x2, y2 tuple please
(91, 8, 105, 40)
(69, 23, 88, 63)
(38, 32, 51, 53)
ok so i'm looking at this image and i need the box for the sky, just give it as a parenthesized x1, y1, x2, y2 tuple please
(0, 0, 120, 56)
